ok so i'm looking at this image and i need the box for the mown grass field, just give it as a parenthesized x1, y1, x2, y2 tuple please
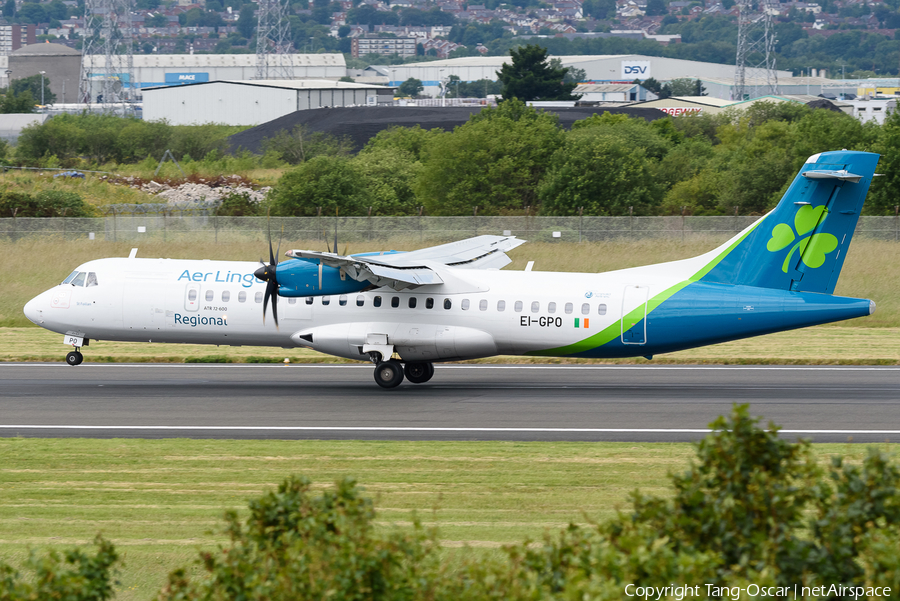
(1, 438, 896, 600)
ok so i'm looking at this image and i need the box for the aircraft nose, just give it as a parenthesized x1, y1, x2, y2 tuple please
(23, 295, 43, 325)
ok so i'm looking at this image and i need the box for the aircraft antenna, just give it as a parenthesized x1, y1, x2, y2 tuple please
(79, 0, 137, 112)
(734, 0, 778, 101)
(256, 0, 294, 80)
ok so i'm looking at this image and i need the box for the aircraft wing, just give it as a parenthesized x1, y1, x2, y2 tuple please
(285, 235, 524, 290)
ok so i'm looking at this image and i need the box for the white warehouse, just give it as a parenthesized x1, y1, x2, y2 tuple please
(143, 79, 391, 126)
(378, 54, 793, 99)
(84, 54, 347, 92)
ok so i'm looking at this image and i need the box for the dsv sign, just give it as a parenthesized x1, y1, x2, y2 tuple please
(621, 61, 651, 78)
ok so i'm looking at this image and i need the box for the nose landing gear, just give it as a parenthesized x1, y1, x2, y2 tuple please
(372, 359, 435, 388)
(66, 350, 84, 366)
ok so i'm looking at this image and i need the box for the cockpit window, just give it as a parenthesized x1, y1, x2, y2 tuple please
(86, 272, 98, 287)
(62, 271, 78, 285)
(71, 272, 86, 287)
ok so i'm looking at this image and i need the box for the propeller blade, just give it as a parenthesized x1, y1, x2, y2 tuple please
(269, 280, 279, 327)
(333, 211, 338, 258)
(262, 283, 270, 325)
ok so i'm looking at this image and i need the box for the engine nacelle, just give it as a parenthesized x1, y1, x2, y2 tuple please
(275, 258, 367, 297)
(273, 251, 406, 298)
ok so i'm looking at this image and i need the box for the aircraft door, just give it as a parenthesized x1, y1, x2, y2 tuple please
(184, 283, 201, 311)
(621, 285, 648, 345)
(282, 296, 313, 322)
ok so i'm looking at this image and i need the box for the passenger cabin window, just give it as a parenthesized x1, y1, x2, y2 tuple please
(479, 299, 488, 311)
(531, 301, 540, 313)
(548, 302, 556, 313)
(322, 296, 330, 306)
(71, 272, 86, 287)
(374, 296, 382, 307)
(514, 301, 523, 312)
(391, 296, 400, 308)
(581, 303, 590, 315)
(188, 289, 197, 301)
(62, 271, 78, 285)
(306, 297, 314, 305)
(86, 272, 98, 287)
(255, 291, 263, 303)
(497, 300, 506, 312)
(238, 291, 247, 303)
(598, 304, 607, 315)
(409, 297, 417, 309)
(426, 298, 434, 309)
(461, 299, 470, 310)
(205, 290, 214, 302)
(565, 302, 573, 314)
(222, 291, 230, 303)
(356, 295, 365, 307)
(288, 298, 297, 304)
(443, 298, 452, 310)
(339, 295, 347, 306)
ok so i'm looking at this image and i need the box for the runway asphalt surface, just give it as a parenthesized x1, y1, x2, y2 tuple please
(1, 363, 898, 442)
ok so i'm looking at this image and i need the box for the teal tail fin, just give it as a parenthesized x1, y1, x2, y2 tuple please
(700, 150, 879, 294)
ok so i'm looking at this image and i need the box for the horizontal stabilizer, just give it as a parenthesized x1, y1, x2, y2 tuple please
(801, 169, 863, 183)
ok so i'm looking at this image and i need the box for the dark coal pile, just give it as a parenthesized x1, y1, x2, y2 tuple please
(226, 105, 667, 154)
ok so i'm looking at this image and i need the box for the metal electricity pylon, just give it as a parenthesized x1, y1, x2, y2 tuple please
(734, 0, 779, 101)
(79, 0, 136, 110)
(256, 0, 294, 80)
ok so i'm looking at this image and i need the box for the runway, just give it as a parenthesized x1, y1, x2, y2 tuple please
(1, 364, 898, 442)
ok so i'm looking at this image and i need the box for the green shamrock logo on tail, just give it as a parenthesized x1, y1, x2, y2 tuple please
(766, 205, 838, 273)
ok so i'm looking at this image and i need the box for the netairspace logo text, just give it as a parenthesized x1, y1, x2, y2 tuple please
(624, 583, 891, 600)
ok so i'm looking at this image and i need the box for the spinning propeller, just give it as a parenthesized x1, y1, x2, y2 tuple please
(253, 221, 281, 328)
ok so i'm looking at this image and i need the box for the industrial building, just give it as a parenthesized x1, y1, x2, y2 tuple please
(5, 43, 82, 104)
(377, 55, 794, 98)
(573, 83, 655, 103)
(629, 95, 736, 115)
(83, 53, 347, 91)
(142, 79, 393, 126)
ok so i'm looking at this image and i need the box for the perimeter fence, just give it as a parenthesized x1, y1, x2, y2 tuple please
(4, 215, 900, 244)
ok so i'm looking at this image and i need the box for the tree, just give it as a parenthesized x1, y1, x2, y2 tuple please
(269, 156, 368, 216)
(415, 100, 564, 215)
(539, 117, 670, 216)
(11, 74, 56, 105)
(398, 77, 423, 97)
(0, 89, 35, 114)
(262, 124, 354, 165)
(645, 0, 667, 16)
(236, 4, 256, 40)
(497, 44, 579, 102)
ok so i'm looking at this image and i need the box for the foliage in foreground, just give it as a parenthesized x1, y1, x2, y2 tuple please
(3, 406, 898, 599)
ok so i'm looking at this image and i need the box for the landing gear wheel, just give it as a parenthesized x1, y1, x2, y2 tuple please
(374, 360, 404, 389)
(404, 361, 434, 384)
(66, 351, 83, 366)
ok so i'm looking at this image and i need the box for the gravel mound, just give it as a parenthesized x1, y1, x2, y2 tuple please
(227, 105, 667, 154)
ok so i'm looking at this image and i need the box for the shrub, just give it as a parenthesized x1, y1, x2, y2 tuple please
(0, 190, 93, 217)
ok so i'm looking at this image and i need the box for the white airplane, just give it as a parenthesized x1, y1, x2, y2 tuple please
(24, 150, 880, 388)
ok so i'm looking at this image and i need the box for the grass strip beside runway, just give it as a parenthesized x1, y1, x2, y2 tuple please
(0, 438, 896, 600)
(4, 325, 900, 365)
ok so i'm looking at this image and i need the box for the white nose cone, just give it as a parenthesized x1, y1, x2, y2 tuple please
(869, 300, 876, 315)
(23, 296, 41, 325)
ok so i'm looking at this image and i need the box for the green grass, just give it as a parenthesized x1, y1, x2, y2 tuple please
(0, 438, 896, 600)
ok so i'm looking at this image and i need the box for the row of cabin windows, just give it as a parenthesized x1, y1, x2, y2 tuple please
(284, 294, 608, 315)
(190, 289, 267, 304)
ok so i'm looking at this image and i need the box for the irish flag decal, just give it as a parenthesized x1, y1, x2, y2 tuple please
(574, 318, 590, 328)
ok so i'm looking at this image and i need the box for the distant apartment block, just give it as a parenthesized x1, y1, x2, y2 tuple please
(0, 25, 36, 55)
(351, 36, 417, 58)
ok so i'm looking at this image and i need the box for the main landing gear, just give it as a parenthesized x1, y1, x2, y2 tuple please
(372, 358, 435, 389)
(66, 350, 84, 366)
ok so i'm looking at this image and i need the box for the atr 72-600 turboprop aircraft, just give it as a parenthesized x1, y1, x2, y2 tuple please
(25, 150, 880, 388)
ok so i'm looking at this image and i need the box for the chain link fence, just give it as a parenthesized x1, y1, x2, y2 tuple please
(3, 215, 900, 244)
